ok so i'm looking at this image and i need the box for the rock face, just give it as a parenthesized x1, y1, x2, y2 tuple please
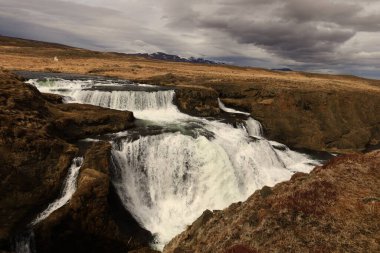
(164, 151, 380, 253)
(34, 142, 153, 253)
(217, 84, 380, 153)
(50, 103, 134, 141)
(0, 70, 136, 251)
(174, 85, 220, 117)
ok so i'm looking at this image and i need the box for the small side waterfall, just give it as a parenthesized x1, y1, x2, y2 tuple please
(244, 117, 264, 137)
(14, 157, 83, 253)
(15, 232, 34, 253)
(32, 157, 83, 225)
(218, 98, 250, 115)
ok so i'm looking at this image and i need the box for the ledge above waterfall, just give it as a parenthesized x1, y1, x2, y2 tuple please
(174, 85, 220, 117)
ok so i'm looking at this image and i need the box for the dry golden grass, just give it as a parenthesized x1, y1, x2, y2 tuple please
(1, 36, 380, 93)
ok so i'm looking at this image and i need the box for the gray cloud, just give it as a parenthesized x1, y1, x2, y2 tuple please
(194, 0, 380, 64)
(0, 0, 379, 78)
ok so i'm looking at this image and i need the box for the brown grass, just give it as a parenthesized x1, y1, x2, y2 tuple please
(1, 36, 380, 93)
(164, 151, 380, 253)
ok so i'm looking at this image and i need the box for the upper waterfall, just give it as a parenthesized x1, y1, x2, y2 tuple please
(27, 78, 180, 120)
(69, 90, 176, 112)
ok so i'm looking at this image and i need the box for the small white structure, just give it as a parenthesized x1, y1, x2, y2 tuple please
(53, 56, 59, 62)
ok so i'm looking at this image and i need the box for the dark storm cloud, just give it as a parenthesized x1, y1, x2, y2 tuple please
(282, 0, 380, 32)
(201, 17, 355, 62)
(0, 0, 379, 78)
(193, 0, 380, 63)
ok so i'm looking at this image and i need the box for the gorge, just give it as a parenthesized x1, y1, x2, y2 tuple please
(17, 72, 322, 251)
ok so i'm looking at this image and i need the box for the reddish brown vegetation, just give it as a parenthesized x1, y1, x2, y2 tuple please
(225, 245, 258, 253)
(165, 151, 380, 253)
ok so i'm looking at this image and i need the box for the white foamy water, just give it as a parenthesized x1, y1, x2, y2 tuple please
(32, 157, 83, 225)
(218, 98, 250, 115)
(15, 157, 83, 253)
(15, 232, 34, 253)
(30, 78, 320, 250)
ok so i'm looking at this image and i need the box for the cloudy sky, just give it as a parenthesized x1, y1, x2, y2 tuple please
(1, 0, 380, 78)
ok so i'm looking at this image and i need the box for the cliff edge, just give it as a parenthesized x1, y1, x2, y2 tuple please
(165, 151, 380, 253)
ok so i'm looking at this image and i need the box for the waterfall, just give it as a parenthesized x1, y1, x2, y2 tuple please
(244, 117, 264, 137)
(14, 157, 83, 253)
(29, 77, 321, 250)
(28, 78, 180, 120)
(111, 118, 318, 249)
(70, 90, 177, 112)
(112, 133, 243, 246)
(32, 157, 83, 225)
(218, 98, 250, 115)
(15, 231, 34, 253)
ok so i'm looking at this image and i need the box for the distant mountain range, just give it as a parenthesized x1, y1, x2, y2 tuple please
(134, 52, 222, 65)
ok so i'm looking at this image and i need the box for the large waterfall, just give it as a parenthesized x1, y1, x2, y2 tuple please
(29, 78, 320, 250)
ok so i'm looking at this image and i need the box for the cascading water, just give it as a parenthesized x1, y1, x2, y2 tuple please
(32, 157, 83, 225)
(14, 157, 83, 253)
(218, 98, 250, 115)
(29, 77, 321, 250)
(15, 232, 34, 253)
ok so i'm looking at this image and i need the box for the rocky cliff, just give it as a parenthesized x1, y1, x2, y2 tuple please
(34, 142, 154, 253)
(215, 82, 380, 154)
(0, 70, 152, 252)
(164, 151, 380, 253)
(174, 85, 220, 117)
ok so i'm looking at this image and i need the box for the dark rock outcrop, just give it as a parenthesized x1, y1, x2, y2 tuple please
(50, 103, 134, 141)
(0, 70, 135, 251)
(224, 245, 258, 253)
(164, 151, 380, 253)
(174, 85, 220, 117)
(34, 142, 153, 253)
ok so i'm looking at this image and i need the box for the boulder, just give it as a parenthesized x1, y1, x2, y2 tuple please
(174, 85, 220, 117)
